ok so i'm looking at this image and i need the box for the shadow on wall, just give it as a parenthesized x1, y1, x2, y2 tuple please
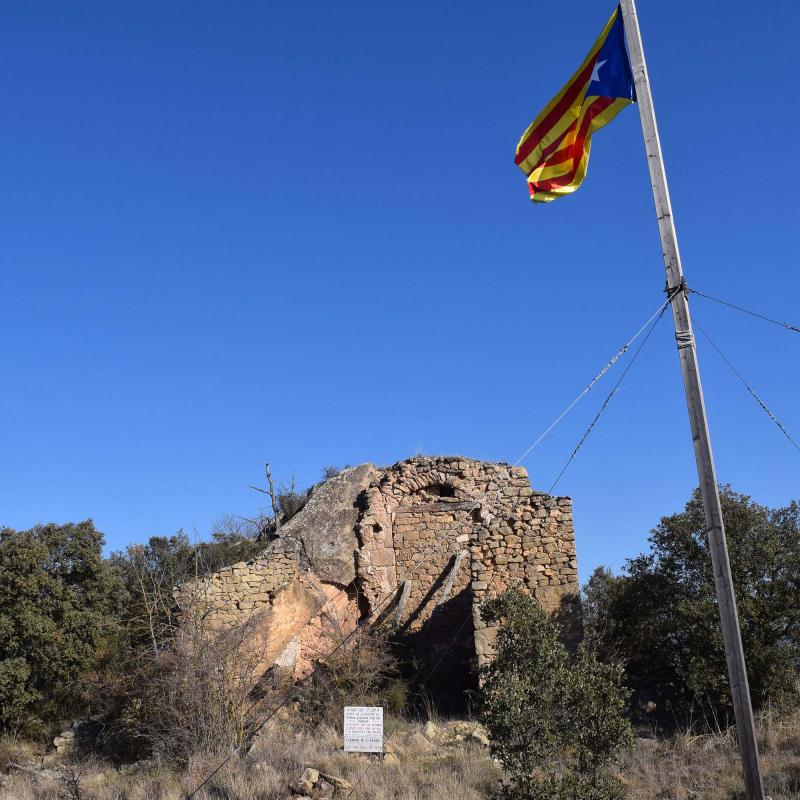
(396, 587, 582, 715)
(393, 589, 478, 714)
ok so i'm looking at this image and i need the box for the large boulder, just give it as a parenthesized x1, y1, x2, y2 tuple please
(258, 577, 329, 667)
(279, 464, 376, 586)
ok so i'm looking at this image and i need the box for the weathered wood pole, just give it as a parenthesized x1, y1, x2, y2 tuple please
(617, 2, 765, 798)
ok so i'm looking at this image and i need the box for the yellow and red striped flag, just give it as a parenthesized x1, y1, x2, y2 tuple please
(515, 6, 635, 203)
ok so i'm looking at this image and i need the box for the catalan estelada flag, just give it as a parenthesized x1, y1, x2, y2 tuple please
(515, 7, 635, 203)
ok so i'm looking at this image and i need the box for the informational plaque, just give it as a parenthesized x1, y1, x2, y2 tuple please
(343, 706, 383, 753)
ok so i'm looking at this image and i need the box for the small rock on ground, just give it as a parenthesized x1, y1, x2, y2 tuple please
(318, 771, 353, 791)
(301, 767, 319, 784)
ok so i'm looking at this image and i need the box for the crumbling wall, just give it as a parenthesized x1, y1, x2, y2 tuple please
(354, 457, 579, 671)
(175, 455, 580, 682)
(470, 492, 578, 664)
(175, 539, 301, 629)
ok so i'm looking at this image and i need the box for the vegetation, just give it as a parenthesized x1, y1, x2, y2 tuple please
(479, 590, 633, 800)
(119, 612, 269, 765)
(295, 626, 407, 729)
(584, 487, 800, 727)
(0, 716, 501, 800)
(97, 527, 267, 762)
(0, 521, 121, 737)
(0, 520, 266, 749)
(1, 481, 798, 800)
(109, 529, 263, 653)
(3, 710, 800, 799)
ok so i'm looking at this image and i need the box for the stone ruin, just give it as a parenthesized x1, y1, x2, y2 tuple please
(175, 456, 579, 694)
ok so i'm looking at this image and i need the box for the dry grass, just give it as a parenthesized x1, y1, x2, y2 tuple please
(0, 718, 499, 800)
(0, 711, 797, 800)
(624, 709, 800, 800)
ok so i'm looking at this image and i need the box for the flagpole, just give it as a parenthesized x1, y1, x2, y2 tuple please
(617, 2, 765, 798)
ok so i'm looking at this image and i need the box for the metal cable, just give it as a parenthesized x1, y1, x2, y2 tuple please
(547, 301, 670, 494)
(418, 589, 487, 689)
(512, 297, 673, 466)
(688, 287, 800, 334)
(694, 318, 800, 453)
(183, 528, 467, 799)
(344, 758, 379, 799)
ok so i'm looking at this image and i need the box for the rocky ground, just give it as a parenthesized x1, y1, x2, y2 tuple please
(0, 712, 798, 800)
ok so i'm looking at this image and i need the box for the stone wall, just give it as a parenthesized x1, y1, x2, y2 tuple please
(354, 457, 579, 672)
(470, 492, 578, 664)
(175, 539, 301, 629)
(175, 456, 580, 682)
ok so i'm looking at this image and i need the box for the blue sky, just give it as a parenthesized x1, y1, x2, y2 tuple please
(1, 1, 798, 583)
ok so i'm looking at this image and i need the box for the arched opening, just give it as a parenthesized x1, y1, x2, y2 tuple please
(424, 482, 456, 498)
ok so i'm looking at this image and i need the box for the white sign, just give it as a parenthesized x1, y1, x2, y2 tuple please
(343, 706, 383, 753)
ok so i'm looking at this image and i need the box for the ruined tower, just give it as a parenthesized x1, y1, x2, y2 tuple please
(175, 456, 579, 689)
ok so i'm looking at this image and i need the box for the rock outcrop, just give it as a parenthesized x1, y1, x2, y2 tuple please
(279, 464, 377, 586)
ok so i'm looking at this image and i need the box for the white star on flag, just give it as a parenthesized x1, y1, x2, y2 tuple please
(590, 58, 607, 83)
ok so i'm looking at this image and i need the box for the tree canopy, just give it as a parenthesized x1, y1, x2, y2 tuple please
(584, 487, 800, 725)
(0, 521, 121, 734)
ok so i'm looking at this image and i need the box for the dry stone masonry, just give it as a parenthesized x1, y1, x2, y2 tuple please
(183, 540, 301, 627)
(175, 456, 579, 683)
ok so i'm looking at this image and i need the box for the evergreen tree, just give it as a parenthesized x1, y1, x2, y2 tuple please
(584, 487, 800, 724)
(0, 521, 121, 735)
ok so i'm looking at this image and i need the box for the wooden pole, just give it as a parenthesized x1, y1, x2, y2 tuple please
(617, 2, 765, 798)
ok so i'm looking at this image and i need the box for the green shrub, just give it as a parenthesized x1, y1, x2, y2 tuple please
(479, 591, 632, 800)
